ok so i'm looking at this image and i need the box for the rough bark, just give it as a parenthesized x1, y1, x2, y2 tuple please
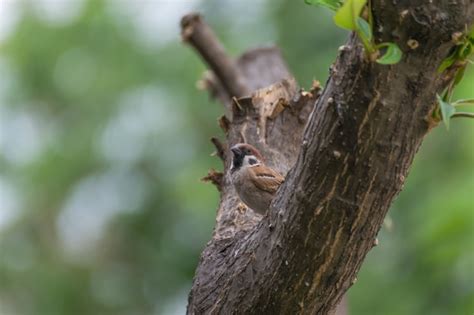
(182, 1, 474, 314)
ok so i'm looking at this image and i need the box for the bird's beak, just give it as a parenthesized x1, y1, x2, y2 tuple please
(230, 146, 242, 157)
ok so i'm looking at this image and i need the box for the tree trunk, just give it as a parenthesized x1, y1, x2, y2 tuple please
(181, 1, 474, 314)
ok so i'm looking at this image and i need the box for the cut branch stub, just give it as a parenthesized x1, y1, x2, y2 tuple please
(213, 78, 319, 239)
(181, 13, 250, 99)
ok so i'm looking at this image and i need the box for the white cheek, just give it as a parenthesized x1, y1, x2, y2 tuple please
(243, 155, 259, 167)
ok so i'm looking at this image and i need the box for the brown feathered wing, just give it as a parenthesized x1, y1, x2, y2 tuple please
(249, 165, 284, 194)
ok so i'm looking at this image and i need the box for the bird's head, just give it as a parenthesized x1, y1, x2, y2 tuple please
(230, 143, 264, 172)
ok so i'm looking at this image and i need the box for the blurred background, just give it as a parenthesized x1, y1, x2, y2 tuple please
(0, 1, 472, 314)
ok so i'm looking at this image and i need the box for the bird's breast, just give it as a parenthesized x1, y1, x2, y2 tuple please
(230, 168, 273, 215)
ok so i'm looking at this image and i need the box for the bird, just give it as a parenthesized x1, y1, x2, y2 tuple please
(230, 143, 284, 215)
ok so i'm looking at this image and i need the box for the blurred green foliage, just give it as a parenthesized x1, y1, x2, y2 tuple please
(0, 1, 472, 315)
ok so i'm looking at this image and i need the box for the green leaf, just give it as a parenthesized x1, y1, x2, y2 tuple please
(334, 0, 367, 30)
(457, 42, 473, 59)
(437, 94, 456, 129)
(453, 64, 467, 87)
(376, 43, 402, 64)
(304, 0, 342, 11)
(438, 52, 457, 73)
(356, 17, 372, 42)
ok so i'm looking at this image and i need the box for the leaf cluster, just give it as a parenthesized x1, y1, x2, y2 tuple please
(435, 27, 474, 129)
(305, 0, 402, 64)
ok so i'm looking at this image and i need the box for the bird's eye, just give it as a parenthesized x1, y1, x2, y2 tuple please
(248, 158, 257, 165)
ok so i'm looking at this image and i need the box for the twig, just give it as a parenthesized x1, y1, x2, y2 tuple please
(197, 71, 231, 105)
(218, 115, 231, 134)
(201, 169, 224, 192)
(451, 112, 474, 119)
(211, 137, 226, 161)
(181, 13, 250, 98)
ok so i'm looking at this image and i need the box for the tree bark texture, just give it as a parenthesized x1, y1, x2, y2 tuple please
(181, 1, 474, 314)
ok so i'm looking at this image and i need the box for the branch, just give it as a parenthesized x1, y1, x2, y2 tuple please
(181, 13, 250, 99)
(184, 2, 474, 314)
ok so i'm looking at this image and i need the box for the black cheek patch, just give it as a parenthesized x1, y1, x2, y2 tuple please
(231, 154, 244, 173)
(249, 158, 258, 165)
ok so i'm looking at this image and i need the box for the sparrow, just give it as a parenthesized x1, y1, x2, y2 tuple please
(230, 143, 284, 215)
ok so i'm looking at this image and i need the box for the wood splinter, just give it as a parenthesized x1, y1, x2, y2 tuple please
(201, 168, 224, 191)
